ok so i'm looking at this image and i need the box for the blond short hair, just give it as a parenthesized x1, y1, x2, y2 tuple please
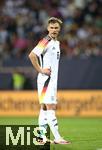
(48, 17, 63, 26)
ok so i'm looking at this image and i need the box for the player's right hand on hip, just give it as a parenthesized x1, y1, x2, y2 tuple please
(41, 68, 51, 76)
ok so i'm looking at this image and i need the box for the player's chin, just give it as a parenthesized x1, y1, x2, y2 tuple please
(52, 34, 57, 38)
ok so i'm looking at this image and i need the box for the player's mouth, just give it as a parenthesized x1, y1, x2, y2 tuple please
(52, 32, 58, 36)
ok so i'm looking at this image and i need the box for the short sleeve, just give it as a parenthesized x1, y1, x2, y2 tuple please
(32, 36, 51, 57)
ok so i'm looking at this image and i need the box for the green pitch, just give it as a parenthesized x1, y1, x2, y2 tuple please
(0, 117, 102, 150)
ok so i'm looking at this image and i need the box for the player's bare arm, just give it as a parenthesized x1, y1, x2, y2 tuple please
(29, 52, 51, 76)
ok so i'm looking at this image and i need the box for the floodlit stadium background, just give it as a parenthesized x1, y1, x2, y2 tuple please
(0, 0, 102, 117)
(0, 1, 102, 150)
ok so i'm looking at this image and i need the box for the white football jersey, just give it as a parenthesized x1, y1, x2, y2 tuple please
(32, 36, 60, 86)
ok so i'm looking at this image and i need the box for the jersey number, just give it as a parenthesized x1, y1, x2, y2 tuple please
(57, 52, 60, 59)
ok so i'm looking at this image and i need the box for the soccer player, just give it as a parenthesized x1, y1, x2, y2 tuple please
(29, 17, 70, 144)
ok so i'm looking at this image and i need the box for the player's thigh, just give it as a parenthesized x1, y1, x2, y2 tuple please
(44, 84, 57, 104)
(46, 104, 57, 110)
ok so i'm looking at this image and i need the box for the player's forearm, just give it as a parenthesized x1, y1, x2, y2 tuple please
(29, 52, 42, 73)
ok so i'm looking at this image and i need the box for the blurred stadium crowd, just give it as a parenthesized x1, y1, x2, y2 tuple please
(0, 0, 102, 90)
(0, 0, 102, 64)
